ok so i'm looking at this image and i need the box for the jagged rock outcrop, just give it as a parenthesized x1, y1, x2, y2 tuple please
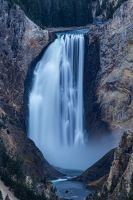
(0, 0, 62, 199)
(104, 130, 133, 200)
(87, 130, 133, 200)
(92, 0, 128, 20)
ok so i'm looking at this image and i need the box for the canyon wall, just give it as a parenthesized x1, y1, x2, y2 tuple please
(0, 0, 61, 199)
(86, 0, 133, 199)
(97, 0, 133, 131)
(85, 0, 133, 134)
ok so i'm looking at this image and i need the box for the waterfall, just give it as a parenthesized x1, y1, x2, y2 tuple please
(28, 32, 120, 170)
(29, 33, 86, 169)
(60, 34, 85, 145)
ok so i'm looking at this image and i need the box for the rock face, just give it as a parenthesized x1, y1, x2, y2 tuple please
(87, 130, 133, 200)
(85, 0, 133, 134)
(85, 1, 133, 198)
(92, 0, 128, 20)
(0, 0, 62, 199)
(104, 130, 133, 200)
(97, 0, 133, 131)
(0, 0, 49, 111)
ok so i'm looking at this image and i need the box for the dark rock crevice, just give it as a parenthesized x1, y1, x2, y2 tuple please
(84, 34, 111, 136)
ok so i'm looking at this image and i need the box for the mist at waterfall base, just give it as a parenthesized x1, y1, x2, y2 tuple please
(29, 33, 120, 171)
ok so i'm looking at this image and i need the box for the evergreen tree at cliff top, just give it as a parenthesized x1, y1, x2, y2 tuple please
(13, 0, 128, 28)
(0, 191, 3, 200)
(13, 0, 93, 27)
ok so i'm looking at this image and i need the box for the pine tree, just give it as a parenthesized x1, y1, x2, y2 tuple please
(0, 191, 3, 200)
(5, 195, 10, 200)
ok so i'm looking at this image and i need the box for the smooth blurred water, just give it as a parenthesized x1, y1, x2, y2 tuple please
(53, 179, 91, 200)
(29, 34, 87, 169)
(29, 33, 121, 170)
(52, 168, 92, 200)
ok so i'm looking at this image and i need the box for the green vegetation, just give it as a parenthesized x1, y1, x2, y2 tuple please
(129, 174, 133, 200)
(0, 191, 3, 200)
(11, 0, 128, 28)
(12, 0, 93, 27)
(0, 141, 47, 200)
(5, 195, 10, 200)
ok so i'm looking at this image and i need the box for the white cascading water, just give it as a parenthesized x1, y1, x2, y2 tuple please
(29, 34, 86, 169)
(60, 34, 84, 145)
(29, 33, 121, 170)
